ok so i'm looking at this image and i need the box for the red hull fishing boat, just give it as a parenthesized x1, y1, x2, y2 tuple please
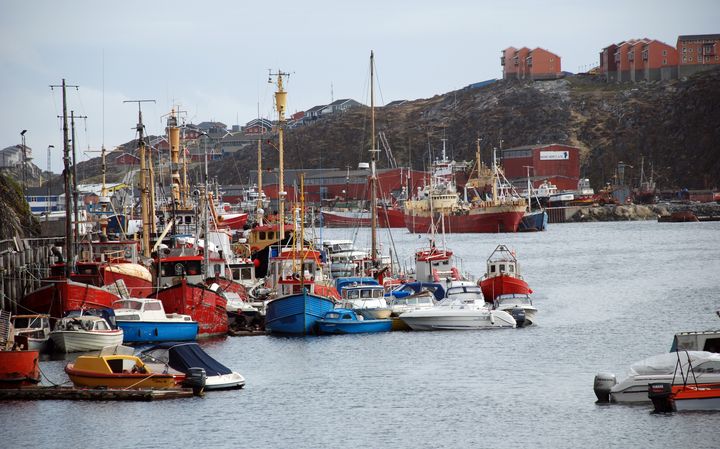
(377, 205, 405, 228)
(403, 139, 526, 234)
(478, 244, 530, 303)
(152, 279, 228, 338)
(321, 210, 372, 227)
(22, 279, 120, 318)
(1, 312, 41, 388)
(217, 212, 249, 230)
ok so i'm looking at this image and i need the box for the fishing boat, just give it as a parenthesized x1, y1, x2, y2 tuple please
(404, 138, 526, 234)
(112, 298, 198, 343)
(633, 157, 657, 205)
(479, 244, 531, 303)
(22, 278, 120, 319)
(10, 314, 51, 352)
(65, 350, 183, 389)
(399, 285, 516, 331)
(140, 342, 245, 390)
(317, 308, 392, 335)
(0, 311, 41, 388)
(151, 252, 229, 338)
(50, 315, 124, 353)
(518, 167, 548, 232)
(321, 209, 372, 228)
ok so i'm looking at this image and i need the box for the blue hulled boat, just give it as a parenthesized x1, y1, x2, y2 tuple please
(265, 289, 336, 335)
(518, 209, 548, 232)
(113, 298, 198, 343)
(317, 308, 392, 335)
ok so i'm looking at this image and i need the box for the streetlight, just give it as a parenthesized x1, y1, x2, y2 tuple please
(20, 130, 27, 195)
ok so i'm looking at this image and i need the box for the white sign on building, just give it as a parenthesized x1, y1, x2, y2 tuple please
(539, 150, 569, 160)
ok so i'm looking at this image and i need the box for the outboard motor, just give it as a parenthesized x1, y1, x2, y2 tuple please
(510, 307, 526, 327)
(593, 372, 617, 403)
(648, 383, 675, 413)
(183, 367, 207, 396)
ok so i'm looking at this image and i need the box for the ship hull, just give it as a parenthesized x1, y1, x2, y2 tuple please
(22, 279, 120, 318)
(403, 209, 525, 234)
(152, 280, 228, 338)
(480, 275, 530, 303)
(265, 292, 335, 335)
(0, 350, 41, 388)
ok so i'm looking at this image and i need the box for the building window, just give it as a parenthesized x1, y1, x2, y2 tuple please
(689, 48, 693, 52)
(689, 57, 693, 62)
(682, 47, 686, 53)
(716, 56, 719, 61)
(683, 56, 687, 63)
(663, 59, 667, 65)
(662, 50, 667, 56)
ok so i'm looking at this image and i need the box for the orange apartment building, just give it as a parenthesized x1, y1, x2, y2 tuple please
(501, 46, 561, 80)
(677, 34, 720, 77)
(601, 34, 715, 82)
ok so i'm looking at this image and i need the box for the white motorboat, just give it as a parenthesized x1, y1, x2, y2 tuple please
(140, 342, 245, 390)
(494, 293, 538, 326)
(399, 285, 516, 331)
(336, 283, 392, 320)
(593, 351, 720, 403)
(387, 290, 436, 316)
(50, 316, 124, 353)
(11, 314, 51, 352)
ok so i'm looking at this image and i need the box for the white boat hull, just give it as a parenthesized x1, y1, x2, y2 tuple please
(400, 309, 516, 331)
(675, 396, 720, 411)
(205, 372, 246, 390)
(50, 330, 124, 353)
(611, 373, 720, 403)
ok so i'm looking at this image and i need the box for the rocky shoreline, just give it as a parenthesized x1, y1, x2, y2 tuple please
(567, 202, 720, 222)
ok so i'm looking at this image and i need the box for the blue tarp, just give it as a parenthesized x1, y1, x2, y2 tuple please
(143, 342, 232, 376)
(387, 282, 446, 301)
(334, 277, 378, 294)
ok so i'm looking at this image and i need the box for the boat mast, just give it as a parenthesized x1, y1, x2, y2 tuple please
(124, 99, 155, 258)
(524, 165, 532, 213)
(51, 79, 77, 276)
(257, 103, 264, 225)
(270, 70, 289, 242)
(168, 109, 182, 210)
(203, 132, 210, 278)
(370, 51, 378, 266)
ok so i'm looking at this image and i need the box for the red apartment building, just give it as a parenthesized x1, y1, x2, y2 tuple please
(677, 34, 720, 77)
(598, 44, 618, 82)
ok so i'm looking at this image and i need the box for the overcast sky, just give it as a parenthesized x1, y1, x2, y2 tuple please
(1, 0, 717, 173)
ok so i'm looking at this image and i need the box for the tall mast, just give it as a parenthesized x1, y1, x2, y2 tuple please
(124, 99, 155, 257)
(167, 109, 181, 208)
(70, 111, 80, 243)
(203, 134, 210, 277)
(270, 70, 289, 242)
(257, 103, 264, 225)
(370, 51, 378, 265)
(51, 79, 76, 276)
(147, 142, 156, 233)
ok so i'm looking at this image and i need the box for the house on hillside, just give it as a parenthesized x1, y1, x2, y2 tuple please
(305, 104, 327, 122)
(115, 152, 140, 165)
(243, 118, 273, 135)
(321, 99, 363, 115)
(0, 145, 31, 168)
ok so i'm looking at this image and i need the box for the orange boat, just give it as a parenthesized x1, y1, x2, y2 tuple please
(0, 314, 41, 389)
(649, 382, 720, 412)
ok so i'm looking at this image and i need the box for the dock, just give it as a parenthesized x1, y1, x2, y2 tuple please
(0, 386, 196, 401)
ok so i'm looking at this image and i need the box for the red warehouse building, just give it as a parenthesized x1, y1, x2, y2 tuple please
(677, 34, 720, 77)
(500, 143, 580, 191)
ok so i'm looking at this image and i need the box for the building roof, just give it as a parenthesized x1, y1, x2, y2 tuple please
(306, 104, 327, 113)
(678, 34, 720, 41)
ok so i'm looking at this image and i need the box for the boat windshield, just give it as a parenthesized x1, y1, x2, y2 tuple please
(446, 286, 483, 299)
(114, 300, 142, 310)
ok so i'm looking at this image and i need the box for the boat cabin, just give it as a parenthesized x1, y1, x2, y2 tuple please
(112, 298, 190, 322)
(229, 262, 256, 284)
(485, 245, 521, 279)
(11, 314, 51, 342)
(54, 316, 114, 332)
(415, 247, 461, 283)
(341, 284, 385, 301)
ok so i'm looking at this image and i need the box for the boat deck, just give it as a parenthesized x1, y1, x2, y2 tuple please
(0, 386, 196, 401)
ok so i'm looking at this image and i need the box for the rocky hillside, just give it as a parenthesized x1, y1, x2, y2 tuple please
(0, 175, 39, 239)
(209, 68, 720, 191)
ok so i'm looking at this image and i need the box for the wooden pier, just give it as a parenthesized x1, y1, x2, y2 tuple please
(0, 386, 195, 401)
(0, 237, 59, 313)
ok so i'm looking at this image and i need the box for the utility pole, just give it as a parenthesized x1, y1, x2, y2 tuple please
(50, 79, 79, 277)
(20, 130, 27, 195)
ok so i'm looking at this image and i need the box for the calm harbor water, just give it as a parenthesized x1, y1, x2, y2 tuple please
(3, 221, 719, 449)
